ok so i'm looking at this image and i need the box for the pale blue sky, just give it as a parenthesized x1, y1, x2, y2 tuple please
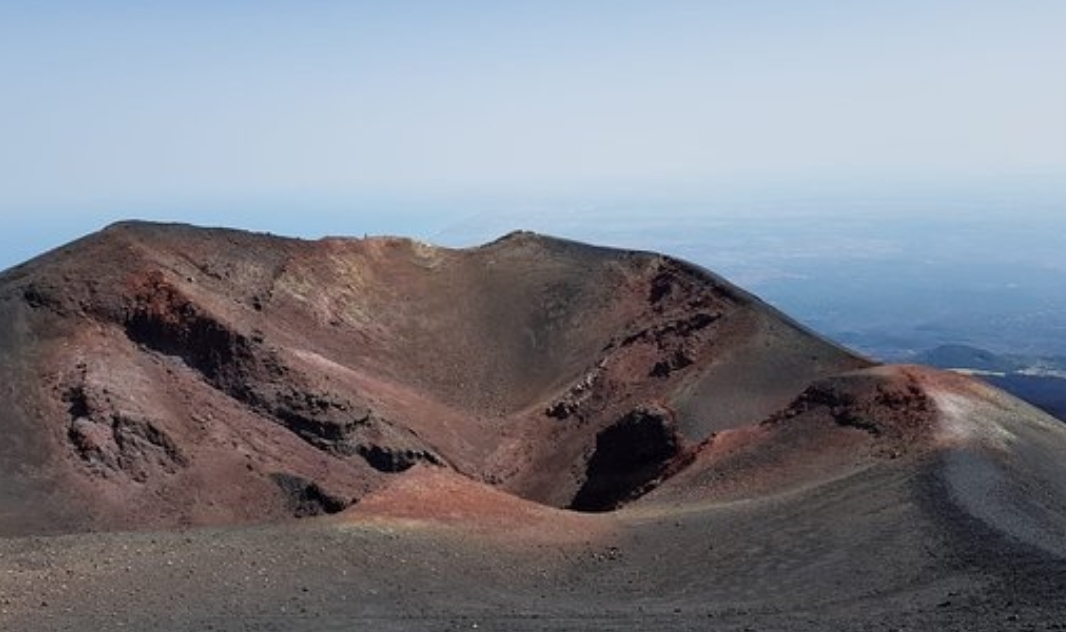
(1, 1, 1064, 269)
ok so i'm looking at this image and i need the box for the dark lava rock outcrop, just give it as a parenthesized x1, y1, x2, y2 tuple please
(570, 404, 689, 512)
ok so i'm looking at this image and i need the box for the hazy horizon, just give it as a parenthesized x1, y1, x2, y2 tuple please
(2, 2, 1063, 356)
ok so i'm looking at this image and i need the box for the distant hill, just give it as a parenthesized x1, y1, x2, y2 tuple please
(914, 344, 1066, 422)
(914, 343, 1023, 372)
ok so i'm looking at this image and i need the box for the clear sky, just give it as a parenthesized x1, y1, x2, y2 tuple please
(1, 1, 1064, 269)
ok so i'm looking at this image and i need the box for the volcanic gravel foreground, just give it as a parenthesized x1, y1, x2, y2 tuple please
(1, 221, 1065, 631)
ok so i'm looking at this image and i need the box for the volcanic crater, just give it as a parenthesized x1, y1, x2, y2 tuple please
(2, 221, 1065, 631)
